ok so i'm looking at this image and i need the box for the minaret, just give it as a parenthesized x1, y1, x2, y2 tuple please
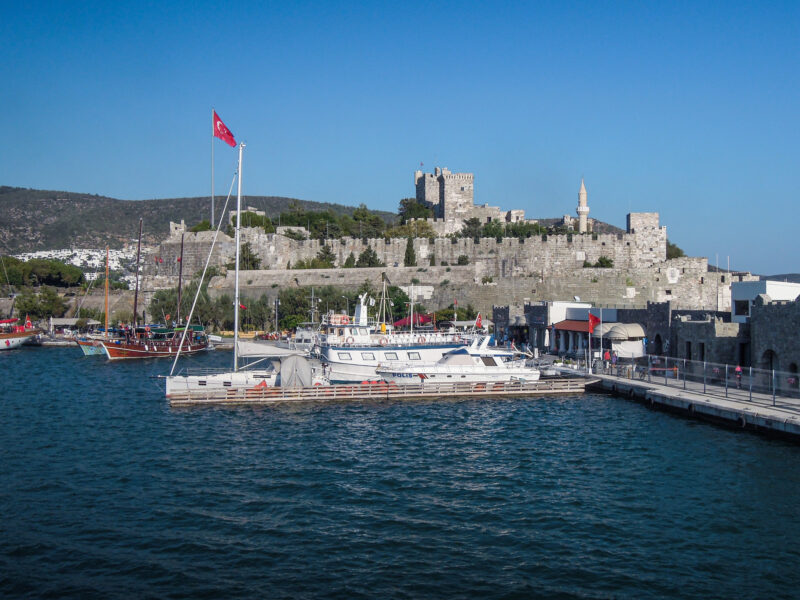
(576, 178, 589, 233)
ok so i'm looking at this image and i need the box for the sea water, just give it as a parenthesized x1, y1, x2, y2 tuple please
(1, 347, 799, 599)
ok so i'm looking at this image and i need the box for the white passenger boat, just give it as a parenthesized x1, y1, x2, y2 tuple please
(313, 291, 469, 383)
(376, 337, 539, 384)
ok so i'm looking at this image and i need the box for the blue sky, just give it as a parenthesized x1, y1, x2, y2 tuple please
(1, 1, 798, 274)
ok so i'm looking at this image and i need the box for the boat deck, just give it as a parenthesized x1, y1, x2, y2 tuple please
(168, 376, 590, 407)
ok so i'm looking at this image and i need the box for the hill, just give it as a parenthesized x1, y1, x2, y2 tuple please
(0, 186, 398, 253)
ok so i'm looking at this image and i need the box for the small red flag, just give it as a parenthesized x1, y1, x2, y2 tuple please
(165, 314, 171, 321)
(476, 313, 482, 328)
(25, 314, 32, 329)
(213, 110, 236, 147)
(588, 313, 601, 333)
(239, 304, 247, 310)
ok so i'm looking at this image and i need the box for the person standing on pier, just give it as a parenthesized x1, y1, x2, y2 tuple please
(735, 365, 743, 389)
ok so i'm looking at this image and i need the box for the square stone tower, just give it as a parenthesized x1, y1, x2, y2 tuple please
(414, 167, 474, 220)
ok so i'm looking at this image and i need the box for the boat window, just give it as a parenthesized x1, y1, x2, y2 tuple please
(361, 352, 375, 360)
(359, 328, 369, 336)
(384, 352, 398, 360)
(480, 357, 496, 366)
(337, 352, 352, 360)
(223, 381, 231, 386)
(408, 352, 421, 360)
(338, 328, 344, 336)
(198, 381, 206, 386)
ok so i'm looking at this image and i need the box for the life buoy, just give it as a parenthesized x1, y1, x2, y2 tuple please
(379, 337, 388, 346)
(314, 382, 321, 386)
(346, 336, 354, 344)
(145, 326, 151, 332)
(418, 337, 425, 344)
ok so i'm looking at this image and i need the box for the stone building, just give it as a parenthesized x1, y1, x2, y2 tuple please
(413, 167, 526, 228)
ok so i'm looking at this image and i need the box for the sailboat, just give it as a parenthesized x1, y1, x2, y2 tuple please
(165, 143, 327, 398)
(100, 220, 209, 360)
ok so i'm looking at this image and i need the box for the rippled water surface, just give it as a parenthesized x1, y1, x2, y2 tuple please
(2, 347, 800, 599)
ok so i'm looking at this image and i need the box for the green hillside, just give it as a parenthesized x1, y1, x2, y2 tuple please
(0, 186, 398, 253)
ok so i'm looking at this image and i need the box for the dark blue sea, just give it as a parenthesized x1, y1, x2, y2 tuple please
(2, 347, 799, 599)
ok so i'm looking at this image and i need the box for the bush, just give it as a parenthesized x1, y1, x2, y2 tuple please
(456, 255, 469, 266)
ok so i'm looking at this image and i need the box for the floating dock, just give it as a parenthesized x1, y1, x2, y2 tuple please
(168, 377, 590, 407)
(591, 373, 800, 440)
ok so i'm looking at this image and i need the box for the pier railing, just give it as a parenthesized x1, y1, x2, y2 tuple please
(168, 377, 588, 406)
(594, 355, 800, 407)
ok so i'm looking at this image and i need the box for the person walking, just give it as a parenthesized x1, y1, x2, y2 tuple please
(735, 365, 743, 389)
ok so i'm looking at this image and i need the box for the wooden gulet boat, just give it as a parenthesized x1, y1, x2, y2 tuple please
(101, 326, 209, 360)
(99, 220, 208, 360)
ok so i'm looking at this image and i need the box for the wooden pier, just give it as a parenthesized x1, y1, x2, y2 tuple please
(168, 377, 590, 407)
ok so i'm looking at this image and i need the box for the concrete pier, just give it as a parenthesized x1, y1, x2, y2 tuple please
(590, 372, 800, 440)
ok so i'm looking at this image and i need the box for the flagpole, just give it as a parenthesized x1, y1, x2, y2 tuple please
(233, 142, 244, 372)
(588, 310, 592, 374)
(211, 108, 215, 228)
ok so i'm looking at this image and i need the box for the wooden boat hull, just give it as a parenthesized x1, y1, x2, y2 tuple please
(75, 338, 105, 356)
(100, 339, 209, 360)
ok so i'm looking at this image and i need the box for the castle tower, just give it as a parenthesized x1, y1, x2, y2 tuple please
(576, 178, 589, 233)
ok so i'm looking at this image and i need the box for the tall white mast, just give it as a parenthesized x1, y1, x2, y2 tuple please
(233, 142, 245, 371)
(409, 284, 414, 336)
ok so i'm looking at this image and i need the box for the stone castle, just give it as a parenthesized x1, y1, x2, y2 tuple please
(141, 167, 754, 315)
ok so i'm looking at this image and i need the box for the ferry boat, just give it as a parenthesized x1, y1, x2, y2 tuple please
(376, 336, 540, 384)
(314, 291, 469, 383)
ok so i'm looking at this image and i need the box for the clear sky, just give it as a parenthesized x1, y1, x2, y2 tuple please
(2, 1, 798, 274)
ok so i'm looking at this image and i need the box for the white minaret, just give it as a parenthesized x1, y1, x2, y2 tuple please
(577, 178, 589, 233)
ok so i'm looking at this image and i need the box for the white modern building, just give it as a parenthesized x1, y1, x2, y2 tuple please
(731, 280, 800, 323)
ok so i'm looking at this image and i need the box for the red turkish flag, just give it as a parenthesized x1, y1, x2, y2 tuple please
(588, 313, 601, 333)
(213, 111, 236, 147)
(475, 313, 482, 329)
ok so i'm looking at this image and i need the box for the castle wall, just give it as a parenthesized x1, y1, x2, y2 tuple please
(750, 297, 800, 372)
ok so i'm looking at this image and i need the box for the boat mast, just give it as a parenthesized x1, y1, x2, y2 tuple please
(104, 246, 109, 337)
(176, 232, 185, 326)
(132, 218, 143, 328)
(233, 142, 245, 372)
(409, 284, 414, 336)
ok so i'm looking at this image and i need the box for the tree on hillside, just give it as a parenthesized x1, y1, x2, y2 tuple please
(240, 242, 261, 270)
(190, 220, 212, 232)
(398, 198, 433, 224)
(14, 286, 68, 320)
(460, 218, 483, 240)
(343, 252, 356, 268)
(667, 241, 685, 259)
(356, 246, 384, 268)
(404, 237, 416, 267)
